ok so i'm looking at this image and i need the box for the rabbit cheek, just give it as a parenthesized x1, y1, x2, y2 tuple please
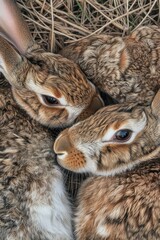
(13, 89, 71, 127)
(99, 145, 130, 171)
(40, 107, 67, 126)
(12, 89, 41, 119)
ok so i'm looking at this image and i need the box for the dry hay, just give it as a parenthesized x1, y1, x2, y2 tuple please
(17, 0, 160, 53)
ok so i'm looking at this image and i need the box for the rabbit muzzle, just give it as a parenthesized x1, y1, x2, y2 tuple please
(54, 129, 87, 172)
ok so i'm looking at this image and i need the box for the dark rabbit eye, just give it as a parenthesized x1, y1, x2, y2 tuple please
(114, 129, 132, 141)
(42, 95, 59, 106)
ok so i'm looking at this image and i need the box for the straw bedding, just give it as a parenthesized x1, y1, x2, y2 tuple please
(17, 0, 160, 53)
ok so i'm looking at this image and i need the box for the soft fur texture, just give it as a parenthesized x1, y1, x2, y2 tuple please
(61, 26, 160, 105)
(0, 81, 73, 239)
(0, 0, 104, 201)
(0, 1, 103, 129)
(54, 90, 160, 239)
(75, 157, 160, 240)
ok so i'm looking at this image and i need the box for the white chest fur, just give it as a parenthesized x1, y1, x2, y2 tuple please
(29, 167, 72, 240)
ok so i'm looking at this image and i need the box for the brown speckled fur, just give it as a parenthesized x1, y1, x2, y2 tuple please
(54, 91, 160, 239)
(0, 0, 104, 204)
(2, 42, 101, 128)
(0, 1, 103, 129)
(55, 94, 160, 173)
(75, 158, 160, 240)
(61, 26, 160, 105)
(0, 36, 100, 199)
(0, 81, 73, 239)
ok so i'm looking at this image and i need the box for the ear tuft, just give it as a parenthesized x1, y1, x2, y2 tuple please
(151, 90, 160, 117)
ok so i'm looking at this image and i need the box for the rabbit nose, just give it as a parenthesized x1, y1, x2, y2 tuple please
(89, 95, 104, 113)
(54, 132, 72, 156)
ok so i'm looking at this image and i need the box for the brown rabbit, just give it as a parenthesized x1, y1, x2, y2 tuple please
(61, 26, 160, 105)
(0, 0, 103, 129)
(0, 2, 76, 239)
(0, 76, 74, 239)
(0, 1, 105, 238)
(0, 0, 104, 202)
(54, 90, 160, 239)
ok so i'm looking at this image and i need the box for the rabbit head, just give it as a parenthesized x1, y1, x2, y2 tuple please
(54, 90, 160, 174)
(0, 0, 103, 128)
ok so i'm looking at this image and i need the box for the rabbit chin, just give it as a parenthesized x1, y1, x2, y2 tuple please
(56, 154, 98, 174)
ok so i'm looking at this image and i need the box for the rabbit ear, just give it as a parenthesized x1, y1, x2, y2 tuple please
(151, 90, 160, 117)
(0, 0, 39, 55)
(0, 36, 29, 88)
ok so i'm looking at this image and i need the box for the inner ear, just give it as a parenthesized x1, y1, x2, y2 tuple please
(0, 0, 39, 55)
(151, 90, 160, 118)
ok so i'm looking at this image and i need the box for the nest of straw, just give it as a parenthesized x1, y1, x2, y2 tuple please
(17, 0, 160, 53)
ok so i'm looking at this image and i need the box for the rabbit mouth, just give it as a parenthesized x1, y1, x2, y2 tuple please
(54, 149, 90, 173)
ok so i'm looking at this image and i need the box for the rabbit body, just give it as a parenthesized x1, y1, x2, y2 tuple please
(0, 82, 72, 240)
(54, 90, 160, 239)
(75, 157, 160, 240)
(61, 26, 160, 105)
(0, 0, 104, 204)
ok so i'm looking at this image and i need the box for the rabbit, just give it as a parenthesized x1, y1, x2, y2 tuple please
(54, 90, 160, 239)
(0, 2, 73, 234)
(60, 26, 160, 105)
(0, 0, 103, 129)
(0, 80, 73, 239)
(0, 1, 105, 238)
(0, 0, 104, 200)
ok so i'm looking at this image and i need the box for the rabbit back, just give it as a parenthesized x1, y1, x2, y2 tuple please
(0, 84, 72, 240)
(75, 158, 160, 240)
(61, 26, 160, 105)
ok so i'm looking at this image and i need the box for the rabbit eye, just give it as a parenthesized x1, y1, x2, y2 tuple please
(114, 129, 132, 141)
(42, 95, 59, 106)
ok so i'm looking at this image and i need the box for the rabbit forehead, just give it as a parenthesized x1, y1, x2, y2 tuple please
(33, 52, 90, 87)
(106, 111, 146, 133)
(26, 79, 67, 104)
(101, 112, 147, 142)
(26, 72, 95, 106)
(70, 109, 146, 145)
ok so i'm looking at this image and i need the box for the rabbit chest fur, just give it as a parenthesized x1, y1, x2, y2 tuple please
(0, 83, 72, 240)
